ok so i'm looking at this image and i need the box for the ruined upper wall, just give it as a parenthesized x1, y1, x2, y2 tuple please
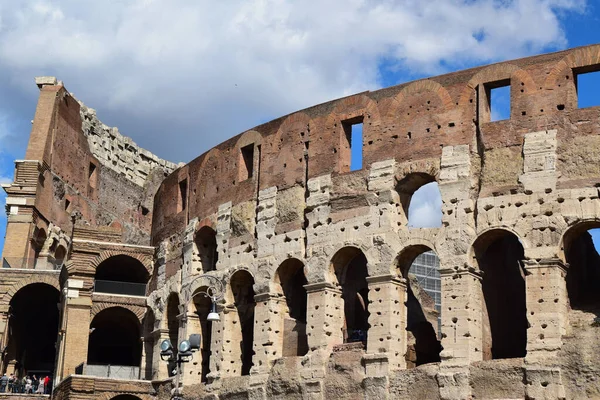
(79, 103, 178, 187)
(150, 44, 600, 244)
(2, 78, 177, 259)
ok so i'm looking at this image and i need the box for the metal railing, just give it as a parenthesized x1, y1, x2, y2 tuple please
(94, 280, 147, 297)
(82, 364, 140, 380)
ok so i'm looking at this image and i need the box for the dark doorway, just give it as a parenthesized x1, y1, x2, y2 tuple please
(474, 230, 527, 359)
(87, 307, 141, 366)
(230, 270, 255, 376)
(194, 227, 218, 273)
(332, 247, 369, 344)
(276, 259, 308, 356)
(564, 226, 600, 309)
(5, 283, 60, 376)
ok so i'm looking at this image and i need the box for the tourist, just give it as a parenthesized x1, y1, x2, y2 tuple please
(7, 374, 14, 393)
(36, 376, 44, 394)
(24, 375, 32, 394)
(0, 373, 7, 392)
(44, 375, 50, 394)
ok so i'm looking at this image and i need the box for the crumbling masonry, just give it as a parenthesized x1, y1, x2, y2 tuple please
(3, 45, 600, 399)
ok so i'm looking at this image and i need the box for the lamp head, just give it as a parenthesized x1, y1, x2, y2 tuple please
(160, 339, 174, 361)
(207, 302, 220, 322)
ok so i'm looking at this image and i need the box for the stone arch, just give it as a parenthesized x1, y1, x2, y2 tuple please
(192, 225, 218, 273)
(395, 80, 454, 111)
(458, 63, 537, 106)
(99, 392, 152, 400)
(395, 171, 439, 223)
(330, 246, 370, 343)
(235, 129, 263, 150)
(88, 306, 142, 367)
(396, 244, 442, 367)
(0, 274, 60, 307)
(559, 220, 600, 309)
(86, 250, 153, 276)
(274, 258, 308, 357)
(472, 228, 527, 360)
(91, 303, 146, 324)
(546, 44, 600, 87)
(470, 226, 530, 267)
(324, 94, 381, 173)
(224, 267, 256, 304)
(199, 147, 222, 170)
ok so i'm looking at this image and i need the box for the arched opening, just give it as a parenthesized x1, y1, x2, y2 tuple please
(87, 307, 142, 367)
(54, 245, 67, 269)
(4, 283, 60, 377)
(165, 294, 180, 377)
(194, 227, 218, 273)
(331, 247, 369, 344)
(230, 270, 255, 376)
(191, 287, 212, 382)
(95, 255, 149, 296)
(396, 173, 442, 228)
(397, 246, 442, 367)
(473, 229, 527, 360)
(275, 259, 308, 357)
(562, 223, 600, 310)
(111, 395, 143, 400)
(30, 228, 47, 268)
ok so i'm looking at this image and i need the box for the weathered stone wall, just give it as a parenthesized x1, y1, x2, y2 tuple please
(147, 45, 600, 399)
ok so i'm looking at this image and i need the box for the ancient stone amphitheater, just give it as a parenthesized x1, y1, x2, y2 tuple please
(2, 45, 600, 400)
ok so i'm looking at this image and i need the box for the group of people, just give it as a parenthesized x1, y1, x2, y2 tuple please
(0, 373, 51, 394)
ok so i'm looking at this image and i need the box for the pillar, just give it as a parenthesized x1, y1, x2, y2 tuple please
(58, 295, 92, 378)
(150, 328, 171, 380)
(251, 292, 286, 375)
(363, 274, 407, 374)
(304, 282, 344, 353)
(523, 258, 567, 400)
(211, 304, 242, 378)
(437, 267, 484, 400)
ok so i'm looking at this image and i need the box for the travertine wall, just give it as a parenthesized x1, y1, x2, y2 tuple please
(147, 45, 600, 399)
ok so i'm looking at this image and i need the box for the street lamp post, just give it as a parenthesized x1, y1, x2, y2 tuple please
(160, 274, 225, 399)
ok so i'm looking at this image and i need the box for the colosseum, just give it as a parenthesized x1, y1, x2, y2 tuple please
(2, 44, 600, 400)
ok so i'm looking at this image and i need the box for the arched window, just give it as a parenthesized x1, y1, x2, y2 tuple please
(331, 247, 369, 344)
(473, 230, 527, 359)
(194, 227, 218, 273)
(54, 245, 67, 269)
(396, 173, 442, 228)
(562, 224, 600, 309)
(5, 283, 60, 377)
(87, 307, 142, 368)
(397, 246, 442, 367)
(31, 228, 47, 268)
(230, 270, 255, 376)
(94, 255, 149, 296)
(275, 259, 308, 357)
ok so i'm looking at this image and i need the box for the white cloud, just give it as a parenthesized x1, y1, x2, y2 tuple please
(0, 0, 585, 162)
(408, 182, 443, 228)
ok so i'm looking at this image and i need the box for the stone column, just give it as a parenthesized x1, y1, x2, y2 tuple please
(251, 292, 286, 375)
(149, 328, 171, 380)
(437, 266, 484, 400)
(304, 282, 344, 353)
(211, 304, 241, 378)
(363, 274, 407, 374)
(523, 258, 567, 400)
(183, 311, 203, 385)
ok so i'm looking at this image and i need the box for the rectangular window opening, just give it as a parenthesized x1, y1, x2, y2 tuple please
(575, 67, 600, 109)
(178, 179, 187, 213)
(88, 162, 97, 189)
(343, 119, 363, 172)
(485, 80, 511, 122)
(241, 144, 254, 180)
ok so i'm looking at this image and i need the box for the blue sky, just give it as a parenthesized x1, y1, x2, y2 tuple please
(1, 0, 600, 254)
